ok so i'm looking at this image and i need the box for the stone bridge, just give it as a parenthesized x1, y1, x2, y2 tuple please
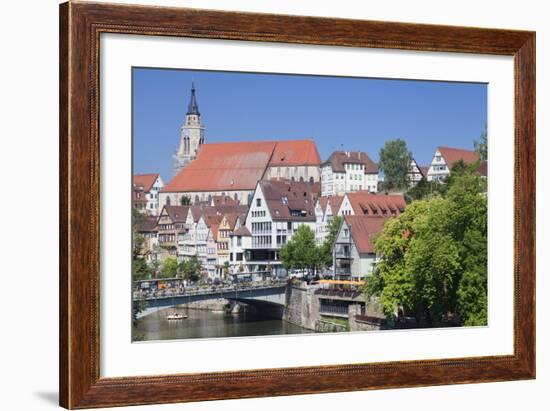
(133, 279, 287, 318)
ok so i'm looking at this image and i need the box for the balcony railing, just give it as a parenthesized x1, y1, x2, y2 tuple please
(334, 268, 352, 276)
(251, 243, 274, 249)
(319, 304, 349, 316)
(334, 245, 351, 258)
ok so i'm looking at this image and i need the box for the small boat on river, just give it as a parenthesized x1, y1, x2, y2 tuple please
(166, 313, 187, 320)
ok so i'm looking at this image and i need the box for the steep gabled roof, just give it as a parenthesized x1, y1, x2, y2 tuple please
(319, 195, 345, 215)
(344, 215, 386, 254)
(222, 213, 241, 230)
(133, 174, 159, 193)
(346, 191, 406, 217)
(210, 224, 219, 239)
(232, 225, 251, 236)
(203, 214, 223, 228)
(418, 166, 430, 177)
(137, 216, 158, 233)
(322, 151, 378, 174)
(162, 140, 321, 193)
(163, 205, 189, 223)
(437, 147, 480, 167)
(259, 180, 320, 222)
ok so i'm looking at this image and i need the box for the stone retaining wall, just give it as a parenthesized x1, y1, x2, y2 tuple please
(283, 284, 320, 330)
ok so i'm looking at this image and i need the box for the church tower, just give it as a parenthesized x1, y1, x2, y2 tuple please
(173, 83, 205, 176)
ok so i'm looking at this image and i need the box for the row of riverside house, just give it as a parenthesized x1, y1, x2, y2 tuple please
(133, 85, 486, 283)
(134, 143, 485, 282)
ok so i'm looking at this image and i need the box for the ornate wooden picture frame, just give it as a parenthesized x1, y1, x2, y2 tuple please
(59, 1, 535, 408)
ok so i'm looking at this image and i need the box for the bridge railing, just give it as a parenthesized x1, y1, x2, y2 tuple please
(133, 279, 288, 301)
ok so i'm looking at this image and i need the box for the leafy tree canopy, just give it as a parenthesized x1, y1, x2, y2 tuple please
(318, 215, 343, 268)
(160, 258, 178, 278)
(280, 224, 321, 275)
(133, 258, 151, 281)
(379, 139, 412, 191)
(366, 169, 487, 326)
(178, 255, 202, 282)
(474, 125, 488, 162)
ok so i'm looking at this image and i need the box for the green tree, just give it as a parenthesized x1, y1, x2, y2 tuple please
(180, 195, 191, 206)
(318, 215, 343, 268)
(160, 257, 178, 278)
(280, 225, 320, 275)
(366, 170, 487, 326)
(132, 208, 148, 259)
(222, 261, 231, 280)
(179, 256, 202, 282)
(379, 139, 412, 191)
(132, 257, 151, 281)
(405, 178, 431, 203)
(474, 125, 488, 162)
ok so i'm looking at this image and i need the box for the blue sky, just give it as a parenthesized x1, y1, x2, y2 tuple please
(133, 68, 487, 182)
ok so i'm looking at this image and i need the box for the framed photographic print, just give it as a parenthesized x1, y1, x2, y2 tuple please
(59, 1, 535, 409)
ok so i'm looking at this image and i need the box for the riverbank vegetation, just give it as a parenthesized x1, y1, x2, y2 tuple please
(279, 216, 343, 276)
(365, 163, 488, 327)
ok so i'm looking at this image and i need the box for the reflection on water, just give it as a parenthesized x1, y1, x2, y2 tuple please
(134, 306, 313, 341)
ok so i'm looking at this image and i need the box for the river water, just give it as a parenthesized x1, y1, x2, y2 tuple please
(134, 306, 313, 341)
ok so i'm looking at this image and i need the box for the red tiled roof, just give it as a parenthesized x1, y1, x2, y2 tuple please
(438, 147, 480, 167)
(418, 166, 430, 177)
(347, 191, 406, 217)
(222, 213, 241, 230)
(211, 195, 239, 206)
(344, 215, 387, 254)
(328, 195, 344, 215)
(269, 139, 321, 166)
(137, 217, 158, 232)
(232, 226, 251, 236)
(133, 174, 159, 193)
(163, 205, 189, 223)
(322, 151, 378, 174)
(204, 214, 223, 227)
(188, 204, 248, 224)
(163, 140, 320, 192)
(210, 224, 219, 239)
(260, 180, 320, 222)
(319, 195, 344, 215)
(319, 196, 329, 213)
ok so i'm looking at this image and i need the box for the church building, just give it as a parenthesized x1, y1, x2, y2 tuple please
(172, 83, 205, 177)
(161, 84, 322, 207)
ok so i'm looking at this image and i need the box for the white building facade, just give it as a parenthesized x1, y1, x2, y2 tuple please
(321, 151, 378, 196)
(133, 174, 165, 216)
(407, 158, 427, 187)
(426, 147, 480, 182)
(244, 180, 318, 277)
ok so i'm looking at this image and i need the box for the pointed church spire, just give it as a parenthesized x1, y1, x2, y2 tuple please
(187, 82, 200, 116)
